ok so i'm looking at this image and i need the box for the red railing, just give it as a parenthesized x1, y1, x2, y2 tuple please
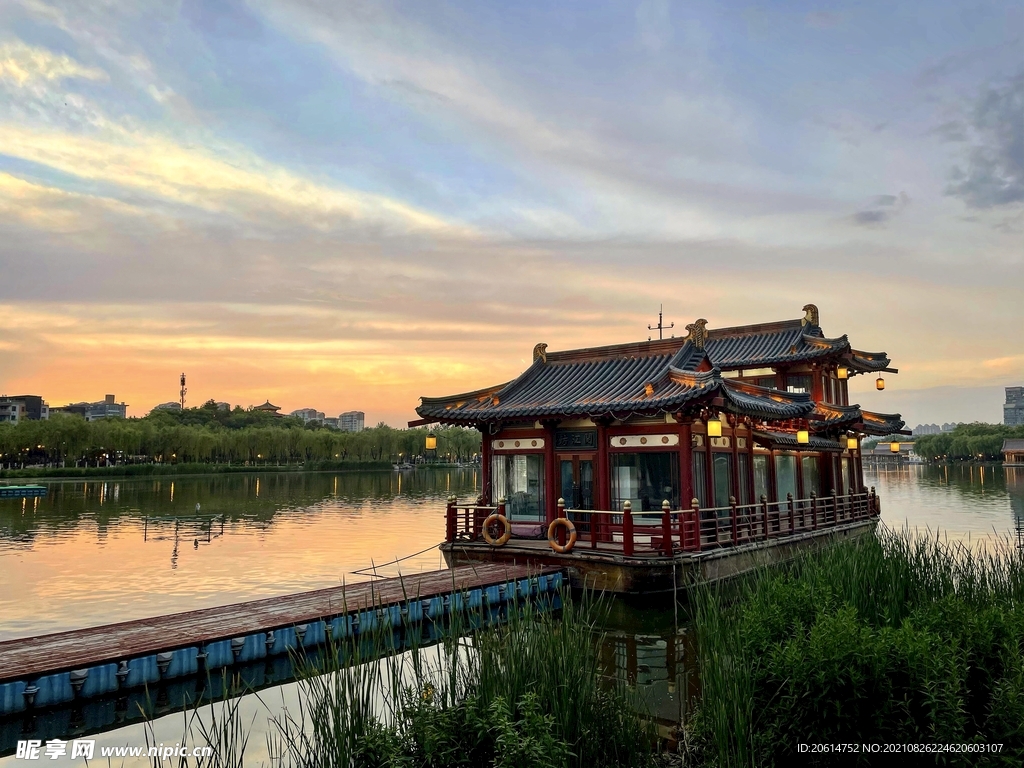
(445, 489, 880, 556)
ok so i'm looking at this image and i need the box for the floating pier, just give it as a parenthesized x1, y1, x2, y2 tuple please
(0, 484, 47, 499)
(0, 564, 563, 718)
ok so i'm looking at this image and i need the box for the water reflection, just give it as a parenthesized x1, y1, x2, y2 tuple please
(0, 470, 479, 639)
(870, 464, 1022, 543)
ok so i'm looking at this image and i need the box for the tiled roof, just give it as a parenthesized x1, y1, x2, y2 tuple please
(754, 431, 845, 451)
(814, 402, 865, 427)
(417, 356, 814, 424)
(416, 311, 897, 427)
(860, 410, 906, 436)
(704, 321, 849, 368)
(1003, 439, 1024, 452)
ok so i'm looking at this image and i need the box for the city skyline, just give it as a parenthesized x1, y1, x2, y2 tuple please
(1, 1, 1021, 427)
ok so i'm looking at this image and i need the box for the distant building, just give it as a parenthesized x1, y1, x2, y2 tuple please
(913, 424, 941, 435)
(86, 394, 127, 421)
(339, 411, 365, 432)
(290, 408, 326, 424)
(51, 402, 90, 418)
(253, 400, 282, 416)
(215, 401, 231, 411)
(152, 401, 182, 413)
(1004, 439, 1024, 466)
(1006, 387, 1024, 427)
(323, 417, 340, 429)
(0, 395, 49, 423)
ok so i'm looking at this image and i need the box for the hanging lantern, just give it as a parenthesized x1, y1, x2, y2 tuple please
(707, 417, 723, 437)
(846, 437, 858, 450)
(890, 441, 900, 453)
(425, 432, 437, 451)
(797, 429, 810, 445)
(837, 366, 848, 380)
(876, 376, 885, 390)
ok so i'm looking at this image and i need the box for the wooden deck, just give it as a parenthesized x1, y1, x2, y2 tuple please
(0, 563, 557, 684)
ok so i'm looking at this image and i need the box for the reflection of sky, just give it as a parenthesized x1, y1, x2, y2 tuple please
(0, 470, 479, 639)
(870, 464, 1023, 546)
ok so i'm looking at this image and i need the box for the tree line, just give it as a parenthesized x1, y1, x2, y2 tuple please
(913, 423, 1024, 462)
(0, 407, 481, 469)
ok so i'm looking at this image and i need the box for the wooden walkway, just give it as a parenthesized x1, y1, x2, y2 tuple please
(0, 564, 558, 684)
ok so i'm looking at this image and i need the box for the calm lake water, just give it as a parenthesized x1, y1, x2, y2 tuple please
(1, 464, 1022, 763)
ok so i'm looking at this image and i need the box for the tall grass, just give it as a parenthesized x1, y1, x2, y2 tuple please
(691, 526, 1024, 767)
(165, 590, 656, 767)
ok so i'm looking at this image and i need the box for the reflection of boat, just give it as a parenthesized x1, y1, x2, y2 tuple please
(392, 462, 415, 471)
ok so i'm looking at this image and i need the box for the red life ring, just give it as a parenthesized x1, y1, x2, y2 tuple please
(482, 513, 511, 546)
(547, 518, 577, 554)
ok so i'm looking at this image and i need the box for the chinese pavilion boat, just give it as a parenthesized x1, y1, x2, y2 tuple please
(413, 304, 905, 593)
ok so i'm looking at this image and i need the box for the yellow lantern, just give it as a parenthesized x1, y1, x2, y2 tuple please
(797, 429, 810, 444)
(707, 417, 723, 437)
(837, 366, 848, 380)
(876, 376, 885, 390)
(425, 432, 437, 451)
(890, 441, 900, 453)
(846, 437, 858, 450)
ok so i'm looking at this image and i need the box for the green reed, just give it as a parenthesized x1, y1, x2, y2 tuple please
(690, 526, 1024, 767)
(168, 586, 656, 767)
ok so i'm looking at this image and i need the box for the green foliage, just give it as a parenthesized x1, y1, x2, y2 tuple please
(265, 593, 657, 768)
(913, 423, 1024, 462)
(0, 412, 480, 471)
(691, 529, 1024, 767)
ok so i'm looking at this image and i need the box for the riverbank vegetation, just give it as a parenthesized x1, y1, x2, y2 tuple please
(0, 405, 481, 472)
(691, 527, 1024, 767)
(913, 423, 1024, 463)
(184, 594, 657, 768)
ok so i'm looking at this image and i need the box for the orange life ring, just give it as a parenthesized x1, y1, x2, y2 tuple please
(482, 513, 511, 546)
(547, 518, 577, 554)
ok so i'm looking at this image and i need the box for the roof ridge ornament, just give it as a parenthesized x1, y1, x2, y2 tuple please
(802, 303, 820, 327)
(684, 318, 708, 350)
(533, 343, 548, 363)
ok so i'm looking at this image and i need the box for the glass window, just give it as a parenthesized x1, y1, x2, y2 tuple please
(611, 451, 679, 512)
(753, 455, 769, 502)
(692, 451, 707, 507)
(775, 454, 798, 502)
(801, 455, 820, 497)
(786, 374, 812, 393)
(492, 454, 545, 521)
(579, 460, 594, 510)
(560, 460, 574, 506)
(737, 453, 751, 505)
(755, 376, 776, 390)
(712, 452, 733, 507)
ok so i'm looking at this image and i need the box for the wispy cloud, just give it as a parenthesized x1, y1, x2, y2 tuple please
(0, 40, 106, 86)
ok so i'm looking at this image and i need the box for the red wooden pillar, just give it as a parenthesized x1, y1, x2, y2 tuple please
(480, 426, 491, 505)
(543, 421, 558, 525)
(661, 499, 673, 556)
(622, 500, 634, 556)
(811, 365, 824, 402)
(680, 420, 693, 508)
(596, 420, 611, 540)
(445, 497, 456, 542)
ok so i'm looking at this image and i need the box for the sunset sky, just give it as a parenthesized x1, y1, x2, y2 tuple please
(1, 0, 1021, 428)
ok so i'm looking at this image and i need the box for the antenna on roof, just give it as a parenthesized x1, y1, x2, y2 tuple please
(648, 304, 674, 341)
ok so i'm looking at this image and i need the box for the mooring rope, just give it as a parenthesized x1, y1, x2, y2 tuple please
(350, 543, 441, 578)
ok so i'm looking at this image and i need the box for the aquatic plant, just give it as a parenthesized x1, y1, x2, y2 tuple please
(165, 589, 656, 767)
(690, 526, 1024, 767)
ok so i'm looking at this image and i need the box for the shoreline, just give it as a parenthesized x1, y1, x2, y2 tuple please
(0, 461, 475, 482)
